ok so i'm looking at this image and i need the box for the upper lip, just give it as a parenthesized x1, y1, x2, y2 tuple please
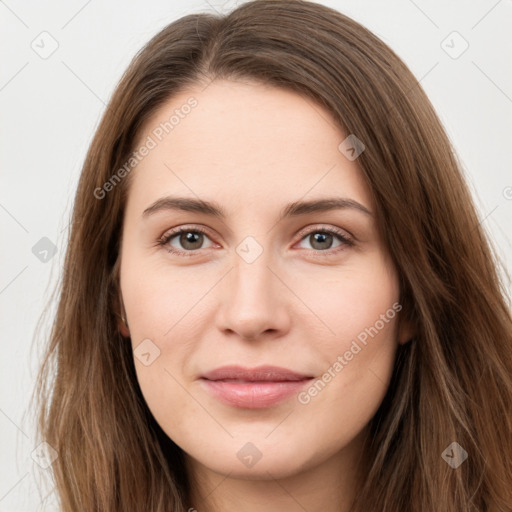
(201, 365, 313, 382)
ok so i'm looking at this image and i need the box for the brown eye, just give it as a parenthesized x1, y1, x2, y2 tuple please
(159, 227, 214, 256)
(308, 232, 336, 250)
(296, 228, 353, 253)
(177, 231, 205, 250)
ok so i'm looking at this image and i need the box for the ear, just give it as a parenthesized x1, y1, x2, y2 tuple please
(111, 256, 130, 338)
(118, 309, 131, 338)
(397, 317, 415, 345)
(117, 294, 131, 338)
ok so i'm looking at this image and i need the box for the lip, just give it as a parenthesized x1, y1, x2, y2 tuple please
(200, 365, 314, 409)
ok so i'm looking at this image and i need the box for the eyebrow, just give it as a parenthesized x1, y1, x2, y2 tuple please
(142, 195, 372, 220)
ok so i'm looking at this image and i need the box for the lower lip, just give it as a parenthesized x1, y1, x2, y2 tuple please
(200, 378, 313, 409)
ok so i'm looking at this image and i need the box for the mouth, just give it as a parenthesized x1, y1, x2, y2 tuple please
(199, 365, 314, 408)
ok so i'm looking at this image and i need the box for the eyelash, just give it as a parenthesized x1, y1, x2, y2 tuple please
(157, 225, 354, 258)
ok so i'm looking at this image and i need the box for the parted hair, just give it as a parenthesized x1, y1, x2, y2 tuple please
(34, 1, 512, 510)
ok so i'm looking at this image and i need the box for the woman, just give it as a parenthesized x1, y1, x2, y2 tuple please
(34, 0, 512, 510)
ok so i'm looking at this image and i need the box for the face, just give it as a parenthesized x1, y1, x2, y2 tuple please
(118, 79, 409, 481)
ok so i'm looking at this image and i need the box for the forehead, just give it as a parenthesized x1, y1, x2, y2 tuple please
(127, 79, 372, 215)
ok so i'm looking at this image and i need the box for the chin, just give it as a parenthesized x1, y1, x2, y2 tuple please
(184, 434, 320, 480)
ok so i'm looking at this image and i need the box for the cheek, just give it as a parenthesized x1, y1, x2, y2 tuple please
(121, 255, 206, 339)
(291, 254, 400, 414)
(293, 254, 400, 351)
(120, 259, 212, 428)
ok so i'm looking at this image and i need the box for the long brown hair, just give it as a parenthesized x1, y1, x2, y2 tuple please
(33, 1, 512, 510)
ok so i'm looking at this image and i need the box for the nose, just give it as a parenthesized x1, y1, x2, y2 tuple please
(215, 250, 292, 342)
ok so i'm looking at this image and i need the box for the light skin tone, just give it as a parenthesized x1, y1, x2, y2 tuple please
(118, 79, 413, 512)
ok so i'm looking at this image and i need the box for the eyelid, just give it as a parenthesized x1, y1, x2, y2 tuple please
(160, 224, 214, 240)
(157, 224, 216, 255)
(158, 223, 354, 256)
(292, 224, 354, 257)
(294, 223, 353, 243)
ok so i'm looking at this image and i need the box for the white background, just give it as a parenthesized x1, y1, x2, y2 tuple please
(1, 0, 511, 510)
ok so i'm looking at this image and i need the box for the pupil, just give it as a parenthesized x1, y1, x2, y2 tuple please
(177, 231, 333, 251)
(181, 231, 202, 249)
(312, 232, 332, 250)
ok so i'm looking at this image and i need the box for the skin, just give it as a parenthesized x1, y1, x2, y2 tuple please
(118, 79, 413, 512)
